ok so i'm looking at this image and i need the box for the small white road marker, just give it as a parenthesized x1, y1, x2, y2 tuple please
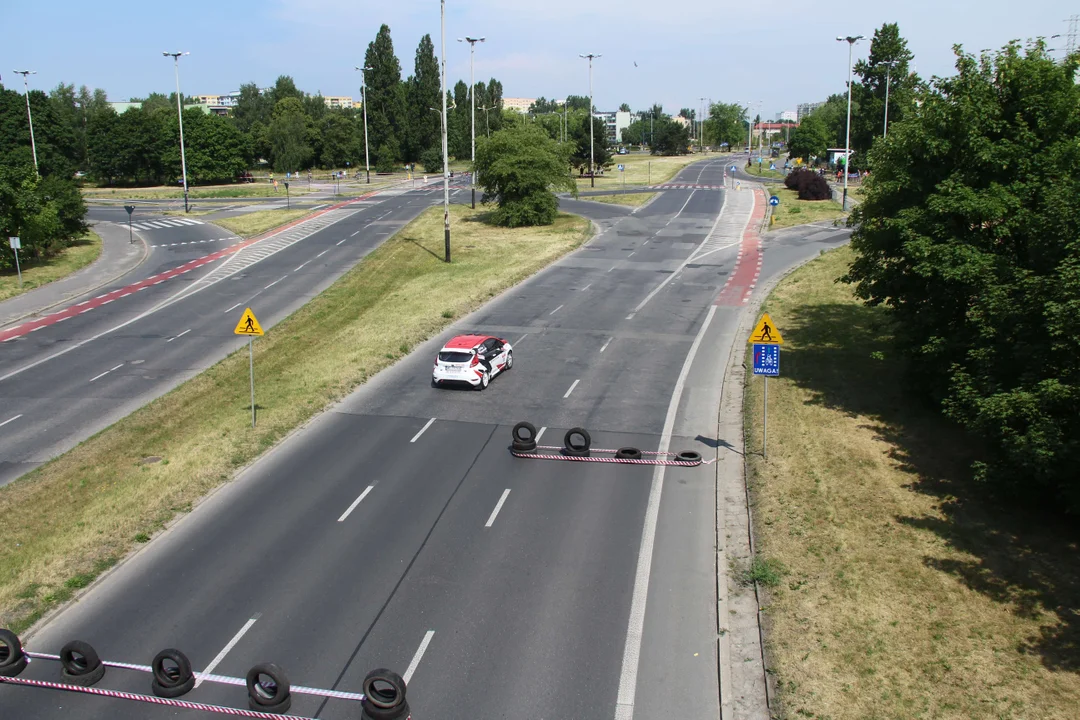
(549, 304, 564, 316)
(535, 426, 547, 443)
(411, 418, 436, 443)
(563, 379, 580, 399)
(485, 489, 512, 528)
(225, 302, 243, 314)
(0, 414, 23, 429)
(166, 329, 191, 343)
(600, 337, 613, 353)
(89, 364, 124, 383)
(402, 631, 435, 685)
(338, 486, 375, 522)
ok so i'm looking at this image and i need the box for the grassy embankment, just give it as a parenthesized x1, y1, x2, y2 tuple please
(572, 153, 731, 205)
(743, 246, 1080, 719)
(581, 192, 656, 208)
(0, 230, 103, 302)
(213, 209, 312, 238)
(767, 187, 845, 229)
(0, 205, 590, 633)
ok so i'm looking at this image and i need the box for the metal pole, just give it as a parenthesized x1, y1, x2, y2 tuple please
(13, 247, 22, 288)
(460, 38, 484, 209)
(763, 376, 768, 460)
(249, 338, 255, 428)
(441, 0, 451, 262)
(580, 54, 600, 188)
(883, 63, 892, 138)
(165, 52, 191, 213)
(362, 71, 371, 183)
(128, 215, 133, 244)
(15, 71, 39, 173)
(838, 35, 862, 211)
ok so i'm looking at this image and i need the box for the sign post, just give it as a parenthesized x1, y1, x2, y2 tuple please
(124, 205, 135, 244)
(618, 163, 626, 193)
(8, 237, 22, 288)
(749, 313, 784, 460)
(284, 181, 290, 209)
(233, 308, 265, 427)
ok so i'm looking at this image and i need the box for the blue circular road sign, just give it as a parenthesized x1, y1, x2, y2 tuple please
(769, 195, 780, 206)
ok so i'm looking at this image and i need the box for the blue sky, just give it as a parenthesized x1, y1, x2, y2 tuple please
(2, 1, 1075, 117)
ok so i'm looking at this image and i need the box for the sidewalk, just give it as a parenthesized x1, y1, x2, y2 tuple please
(0, 221, 148, 330)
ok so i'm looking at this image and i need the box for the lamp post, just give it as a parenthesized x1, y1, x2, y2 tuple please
(163, 51, 191, 213)
(354, 65, 373, 184)
(882, 60, 896, 138)
(13, 70, 39, 173)
(579, 53, 601, 187)
(700, 96, 707, 152)
(479, 105, 492, 137)
(74, 99, 89, 171)
(440, 0, 451, 262)
(458, 36, 485, 209)
(837, 34, 864, 211)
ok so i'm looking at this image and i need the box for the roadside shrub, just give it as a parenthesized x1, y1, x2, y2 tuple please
(796, 172, 833, 201)
(784, 167, 810, 191)
(420, 148, 444, 174)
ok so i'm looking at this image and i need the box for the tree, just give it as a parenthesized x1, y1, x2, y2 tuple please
(320, 112, 358, 168)
(450, 80, 470, 158)
(474, 123, 575, 227)
(850, 23, 920, 169)
(161, 109, 248, 183)
(569, 114, 612, 173)
(704, 102, 746, 149)
(363, 24, 407, 169)
(843, 42, 1080, 513)
(0, 163, 86, 269)
(529, 97, 560, 114)
(0, 85, 78, 178)
(651, 118, 691, 155)
(618, 102, 631, 112)
(232, 82, 271, 134)
(268, 97, 313, 172)
(405, 34, 441, 163)
(565, 95, 591, 112)
(787, 113, 831, 163)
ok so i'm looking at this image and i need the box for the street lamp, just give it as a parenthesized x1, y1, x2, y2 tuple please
(700, 96, 707, 152)
(881, 60, 897, 138)
(836, 35, 864, 211)
(354, 66, 373, 184)
(163, 51, 191, 213)
(458, 36, 485, 209)
(13, 70, 39, 173)
(479, 104, 493, 138)
(579, 53, 601, 187)
(440, 0, 451, 262)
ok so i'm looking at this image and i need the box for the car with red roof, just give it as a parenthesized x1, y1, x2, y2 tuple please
(432, 334, 513, 390)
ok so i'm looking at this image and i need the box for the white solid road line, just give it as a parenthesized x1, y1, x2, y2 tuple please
(166, 329, 192, 343)
(295, 261, 310, 272)
(549, 304, 564, 316)
(600, 337, 613, 353)
(89, 364, 124, 383)
(317, 249, 329, 258)
(534, 426, 547, 443)
(196, 615, 261, 688)
(484, 489, 512, 528)
(0, 414, 23, 429)
(402, 631, 435, 685)
(515, 334, 528, 344)
(410, 417, 436, 443)
(563, 379, 580, 399)
(614, 304, 718, 720)
(336, 238, 346, 246)
(337, 486, 375, 522)
(224, 302, 243, 314)
(351, 230, 360, 236)
(264, 276, 286, 290)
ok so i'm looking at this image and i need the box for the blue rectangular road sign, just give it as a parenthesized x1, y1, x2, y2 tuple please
(753, 344, 779, 376)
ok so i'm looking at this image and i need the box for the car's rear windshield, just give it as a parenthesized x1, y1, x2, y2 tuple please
(439, 351, 473, 363)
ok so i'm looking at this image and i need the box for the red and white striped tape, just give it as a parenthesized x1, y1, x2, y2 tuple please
(0, 675, 317, 719)
(512, 450, 703, 466)
(25, 651, 364, 701)
(532, 444, 677, 456)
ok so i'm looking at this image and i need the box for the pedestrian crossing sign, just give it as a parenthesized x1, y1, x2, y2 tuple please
(234, 308, 264, 336)
(748, 313, 783, 344)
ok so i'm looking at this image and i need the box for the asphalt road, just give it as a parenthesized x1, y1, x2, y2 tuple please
(1, 158, 852, 719)
(0, 178, 471, 487)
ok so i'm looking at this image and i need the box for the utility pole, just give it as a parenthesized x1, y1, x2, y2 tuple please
(163, 52, 191, 213)
(355, 66, 372, 183)
(440, 0, 451, 262)
(882, 60, 896, 138)
(579, 53, 601, 187)
(458, 36, 485, 209)
(13, 70, 39, 173)
(837, 35, 864, 211)
(700, 96, 707, 152)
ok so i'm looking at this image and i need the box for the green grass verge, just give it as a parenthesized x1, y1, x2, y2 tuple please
(0, 230, 103, 302)
(579, 192, 657, 208)
(573, 153, 719, 193)
(213, 209, 313, 238)
(0, 204, 590, 633)
(82, 184, 314, 200)
(768, 187, 845, 229)
(745, 246, 1080, 719)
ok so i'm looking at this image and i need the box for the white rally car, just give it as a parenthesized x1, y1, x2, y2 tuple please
(432, 334, 513, 390)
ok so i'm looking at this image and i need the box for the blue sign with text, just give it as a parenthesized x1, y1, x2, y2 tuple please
(753, 344, 780, 376)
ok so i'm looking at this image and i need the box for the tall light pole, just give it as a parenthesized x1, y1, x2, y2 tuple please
(579, 53, 601, 187)
(700, 96, 707, 152)
(354, 66, 372, 183)
(14, 70, 39, 173)
(163, 52, 191, 213)
(882, 60, 896, 138)
(458, 36, 485, 209)
(479, 105, 492, 137)
(440, 0, 451, 262)
(837, 35, 864, 211)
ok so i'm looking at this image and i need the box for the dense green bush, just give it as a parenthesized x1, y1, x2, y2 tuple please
(474, 124, 575, 227)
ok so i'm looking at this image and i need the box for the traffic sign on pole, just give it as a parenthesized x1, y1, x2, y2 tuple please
(8, 237, 22, 288)
(753, 344, 780, 376)
(234, 307, 264, 428)
(748, 313, 783, 344)
(8, 236, 20, 250)
(769, 195, 780, 206)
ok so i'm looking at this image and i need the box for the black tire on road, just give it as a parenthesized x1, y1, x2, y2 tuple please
(246, 662, 290, 707)
(152, 648, 194, 689)
(476, 371, 490, 390)
(615, 447, 643, 461)
(152, 675, 196, 698)
(60, 640, 106, 686)
(512, 421, 537, 452)
(676, 450, 702, 464)
(248, 693, 292, 715)
(361, 668, 410, 719)
(564, 427, 591, 457)
(505, 351, 514, 370)
(0, 629, 27, 678)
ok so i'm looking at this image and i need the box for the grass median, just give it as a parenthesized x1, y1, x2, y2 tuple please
(214, 209, 312, 237)
(744, 246, 1080, 719)
(767, 187, 845, 229)
(0, 204, 590, 633)
(579, 192, 657, 208)
(573, 153, 726, 193)
(0, 230, 102, 302)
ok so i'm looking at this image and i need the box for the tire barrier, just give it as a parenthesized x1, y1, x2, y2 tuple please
(615, 447, 644, 461)
(246, 662, 291, 714)
(0, 628, 28, 678)
(563, 427, 592, 457)
(151, 648, 196, 698)
(0, 628, 406, 718)
(59, 640, 106, 687)
(676, 450, 703, 464)
(360, 668, 411, 720)
(511, 421, 538, 453)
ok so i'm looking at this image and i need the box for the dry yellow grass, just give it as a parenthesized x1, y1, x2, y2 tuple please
(0, 230, 102, 302)
(745, 246, 1080, 720)
(0, 205, 590, 633)
(579, 192, 657, 208)
(214, 209, 311, 237)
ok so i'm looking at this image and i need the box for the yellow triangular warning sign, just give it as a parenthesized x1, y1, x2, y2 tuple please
(748, 313, 783, 344)
(234, 308, 264, 336)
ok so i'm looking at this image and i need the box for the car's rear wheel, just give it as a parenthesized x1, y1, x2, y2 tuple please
(477, 371, 490, 390)
(505, 351, 513, 370)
